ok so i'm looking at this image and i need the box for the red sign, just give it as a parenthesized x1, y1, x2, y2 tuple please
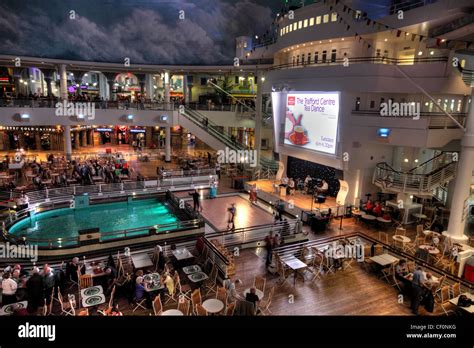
(287, 96, 295, 105)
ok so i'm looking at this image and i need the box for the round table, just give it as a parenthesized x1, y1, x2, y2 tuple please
(413, 213, 427, 220)
(243, 288, 264, 300)
(423, 230, 440, 236)
(419, 245, 440, 254)
(161, 309, 184, 316)
(393, 235, 411, 243)
(202, 299, 224, 314)
(377, 217, 391, 223)
(361, 214, 376, 221)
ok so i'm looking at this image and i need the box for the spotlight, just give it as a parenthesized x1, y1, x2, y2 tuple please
(21, 114, 30, 119)
(127, 115, 134, 120)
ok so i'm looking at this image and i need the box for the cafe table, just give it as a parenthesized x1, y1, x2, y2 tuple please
(172, 247, 194, 261)
(370, 254, 400, 267)
(143, 273, 164, 292)
(282, 255, 308, 285)
(0, 301, 28, 316)
(202, 299, 224, 314)
(419, 245, 440, 254)
(131, 253, 154, 269)
(182, 265, 202, 275)
(81, 285, 106, 308)
(449, 293, 474, 314)
(162, 309, 184, 316)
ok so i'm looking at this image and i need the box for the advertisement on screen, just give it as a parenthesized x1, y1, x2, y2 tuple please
(284, 92, 340, 155)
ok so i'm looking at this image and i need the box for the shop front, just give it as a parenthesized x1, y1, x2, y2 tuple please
(0, 126, 64, 151)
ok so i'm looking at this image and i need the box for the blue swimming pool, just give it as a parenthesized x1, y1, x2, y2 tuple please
(9, 198, 179, 246)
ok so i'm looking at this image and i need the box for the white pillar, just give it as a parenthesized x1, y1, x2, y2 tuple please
(165, 126, 171, 162)
(59, 64, 68, 101)
(64, 125, 72, 160)
(444, 88, 474, 243)
(255, 72, 263, 165)
(164, 71, 171, 110)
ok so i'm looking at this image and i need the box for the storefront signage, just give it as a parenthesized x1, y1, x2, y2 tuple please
(130, 129, 145, 133)
(96, 128, 112, 132)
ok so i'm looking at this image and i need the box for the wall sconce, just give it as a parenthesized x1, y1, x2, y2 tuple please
(21, 114, 30, 119)
(127, 114, 134, 120)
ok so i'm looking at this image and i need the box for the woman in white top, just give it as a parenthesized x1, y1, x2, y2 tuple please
(1, 272, 18, 305)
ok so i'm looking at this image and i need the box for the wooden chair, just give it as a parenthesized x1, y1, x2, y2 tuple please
(451, 283, 461, 299)
(276, 258, 292, 287)
(57, 289, 75, 316)
(381, 261, 396, 284)
(164, 277, 177, 304)
(203, 264, 218, 295)
(321, 253, 335, 275)
(195, 304, 208, 316)
(416, 224, 424, 237)
(435, 285, 454, 315)
(225, 302, 236, 316)
(79, 274, 93, 289)
(177, 298, 191, 316)
(310, 252, 324, 282)
(216, 286, 227, 307)
(373, 244, 384, 256)
(395, 227, 406, 236)
(258, 286, 275, 316)
(253, 275, 266, 294)
(378, 232, 389, 244)
(152, 294, 163, 316)
(191, 289, 202, 315)
(174, 272, 191, 301)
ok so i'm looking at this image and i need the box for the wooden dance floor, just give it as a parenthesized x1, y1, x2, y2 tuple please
(247, 179, 338, 211)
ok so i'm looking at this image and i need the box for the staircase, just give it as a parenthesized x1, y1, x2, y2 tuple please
(373, 152, 458, 195)
(179, 107, 278, 172)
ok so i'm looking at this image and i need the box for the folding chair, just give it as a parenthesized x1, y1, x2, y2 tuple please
(174, 272, 191, 301)
(195, 304, 208, 316)
(258, 286, 275, 316)
(178, 298, 191, 316)
(322, 253, 335, 275)
(203, 264, 218, 296)
(225, 302, 236, 316)
(57, 289, 75, 316)
(436, 285, 454, 316)
(132, 295, 147, 313)
(191, 289, 202, 315)
(381, 262, 396, 284)
(310, 252, 324, 282)
(276, 258, 292, 287)
(378, 232, 389, 244)
(152, 295, 163, 316)
(253, 275, 266, 295)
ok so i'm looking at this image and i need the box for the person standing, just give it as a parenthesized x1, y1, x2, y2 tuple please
(26, 267, 44, 313)
(215, 162, 221, 180)
(264, 231, 275, 266)
(227, 203, 237, 230)
(42, 265, 55, 306)
(189, 189, 202, 212)
(1, 272, 18, 305)
(411, 266, 426, 315)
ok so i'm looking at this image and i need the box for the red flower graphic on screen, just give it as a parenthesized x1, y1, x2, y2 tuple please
(285, 111, 309, 145)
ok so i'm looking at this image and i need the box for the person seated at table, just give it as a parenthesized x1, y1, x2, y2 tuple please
(104, 302, 123, 316)
(15, 192, 29, 211)
(363, 199, 374, 213)
(134, 276, 151, 308)
(423, 272, 438, 291)
(396, 260, 409, 278)
(245, 287, 260, 311)
(382, 211, 392, 221)
(317, 179, 329, 194)
(279, 176, 288, 187)
(102, 266, 118, 295)
(373, 201, 382, 217)
(287, 178, 296, 195)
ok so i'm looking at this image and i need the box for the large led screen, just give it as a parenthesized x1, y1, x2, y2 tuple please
(284, 92, 340, 155)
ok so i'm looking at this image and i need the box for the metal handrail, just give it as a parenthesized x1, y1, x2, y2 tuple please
(270, 56, 449, 71)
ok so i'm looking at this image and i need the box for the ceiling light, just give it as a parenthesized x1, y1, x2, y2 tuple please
(404, 158, 409, 163)
(417, 51, 422, 56)
(341, 38, 344, 41)
(21, 114, 30, 119)
(384, 38, 388, 42)
(430, 51, 434, 55)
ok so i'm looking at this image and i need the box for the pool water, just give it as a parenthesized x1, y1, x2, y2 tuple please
(9, 198, 178, 245)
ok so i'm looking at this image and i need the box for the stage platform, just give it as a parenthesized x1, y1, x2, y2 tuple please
(246, 179, 338, 211)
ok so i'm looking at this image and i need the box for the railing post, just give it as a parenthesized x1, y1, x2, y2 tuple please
(99, 184, 102, 193)
(121, 182, 124, 191)
(45, 188, 49, 199)
(402, 175, 407, 192)
(73, 186, 76, 195)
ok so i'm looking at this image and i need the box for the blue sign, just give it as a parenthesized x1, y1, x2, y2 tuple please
(377, 128, 390, 138)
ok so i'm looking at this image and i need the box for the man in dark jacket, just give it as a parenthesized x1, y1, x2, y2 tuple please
(26, 267, 44, 314)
